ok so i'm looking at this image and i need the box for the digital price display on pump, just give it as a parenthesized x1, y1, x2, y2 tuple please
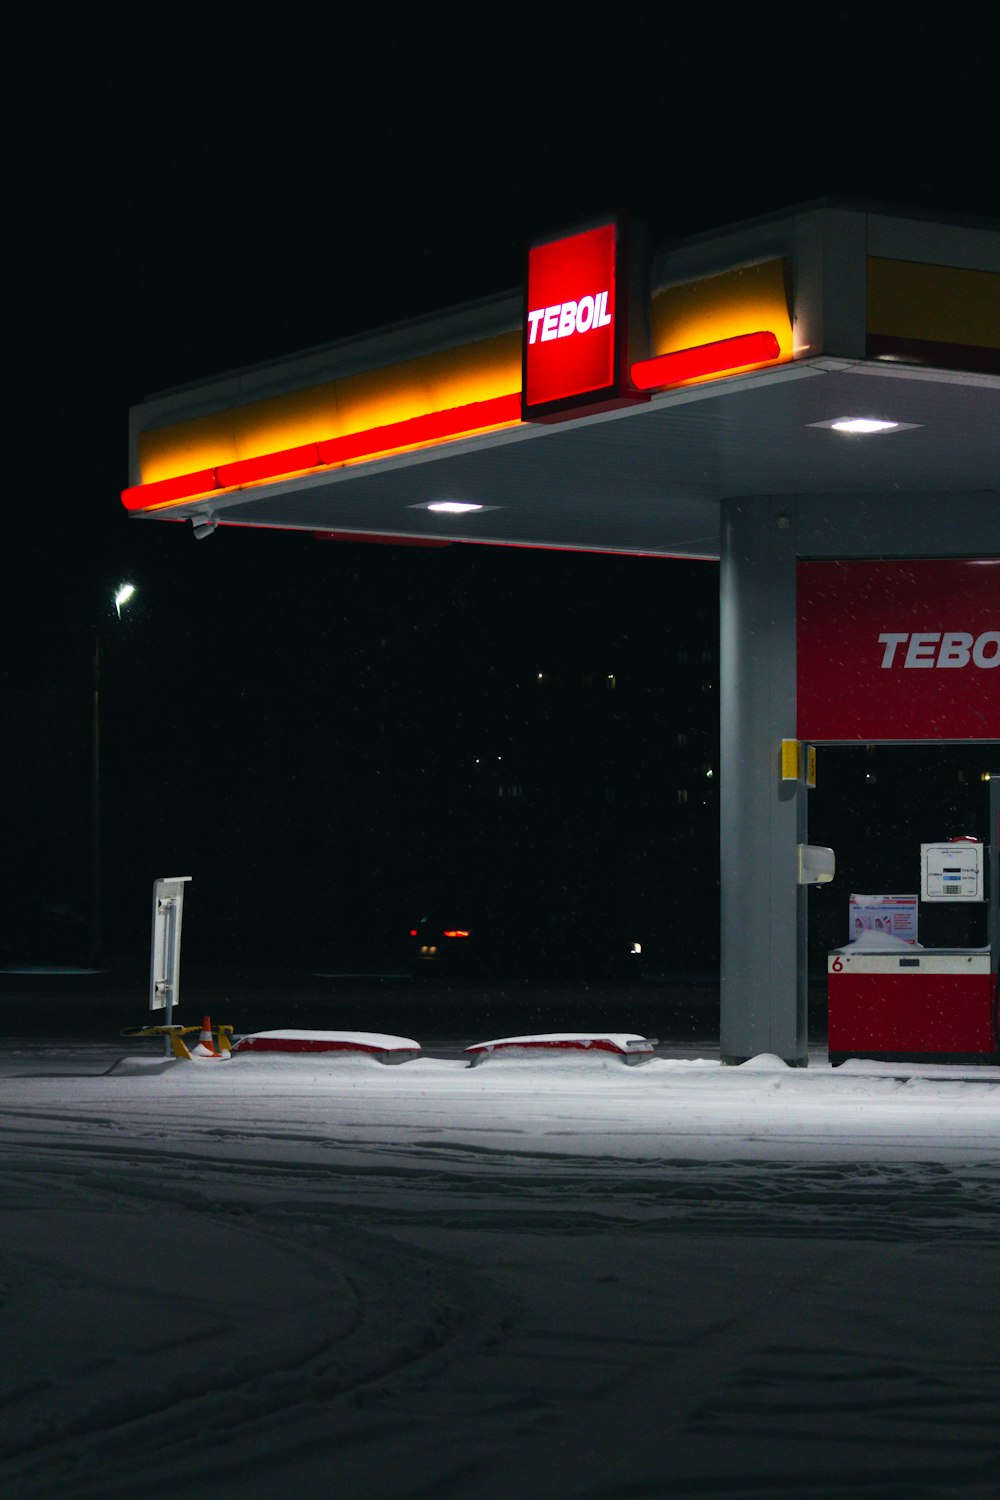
(921, 841, 985, 901)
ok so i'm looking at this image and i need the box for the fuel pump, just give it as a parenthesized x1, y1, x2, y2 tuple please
(827, 775, 998, 1066)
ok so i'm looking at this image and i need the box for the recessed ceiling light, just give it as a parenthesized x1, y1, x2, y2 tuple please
(416, 500, 492, 514)
(809, 417, 919, 435)
(830, 418, 900, 434)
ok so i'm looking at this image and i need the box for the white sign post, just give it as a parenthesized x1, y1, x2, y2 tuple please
(149, 877, 192, 1054)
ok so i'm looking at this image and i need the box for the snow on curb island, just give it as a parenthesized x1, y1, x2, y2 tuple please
(68, 1043, 1000, 1168)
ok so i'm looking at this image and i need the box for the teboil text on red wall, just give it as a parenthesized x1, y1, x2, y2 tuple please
(797, 560, 1000, 742)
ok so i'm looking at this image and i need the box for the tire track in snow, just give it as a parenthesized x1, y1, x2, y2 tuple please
(0, 1153, 513, 1500)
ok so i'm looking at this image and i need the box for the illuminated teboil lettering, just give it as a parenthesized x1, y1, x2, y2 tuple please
(878, 631, 1000, 668)
(526, 292, 613, 345)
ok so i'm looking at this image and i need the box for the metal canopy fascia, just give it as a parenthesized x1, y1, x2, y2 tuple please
(126, 202, 1000, 561)
(141, 360, 999, 560)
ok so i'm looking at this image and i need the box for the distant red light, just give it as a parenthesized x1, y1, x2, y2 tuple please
(409, 929, 418, 937)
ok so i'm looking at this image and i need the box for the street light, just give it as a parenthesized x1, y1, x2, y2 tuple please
(91, 583, 137, 966)
(114, 583, 136, 617)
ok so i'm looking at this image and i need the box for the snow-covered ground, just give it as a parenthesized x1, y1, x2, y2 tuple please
(3, 1036, 1000, 1499)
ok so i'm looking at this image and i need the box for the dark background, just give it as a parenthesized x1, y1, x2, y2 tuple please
(3, 13, 997, 980)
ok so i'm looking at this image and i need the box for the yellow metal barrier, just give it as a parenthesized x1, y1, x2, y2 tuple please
(121, 1022, 233, 1060)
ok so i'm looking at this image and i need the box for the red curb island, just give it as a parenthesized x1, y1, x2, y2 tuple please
(465, 1034, 658, 1066)
(231, 1031, 421, 1064)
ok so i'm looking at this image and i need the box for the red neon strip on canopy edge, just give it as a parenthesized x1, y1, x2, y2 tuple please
(122, 468, 219, 508)
(630, 331, 781, 392)
(122, 392, 522, 512)
(216, 441, 322, 489)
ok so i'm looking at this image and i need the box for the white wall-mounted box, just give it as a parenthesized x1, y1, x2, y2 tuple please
(921, 842, 984, 902)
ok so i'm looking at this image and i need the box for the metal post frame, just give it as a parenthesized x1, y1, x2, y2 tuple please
(90, 638, 101, 969)
(149, 877, 192, 1052)
(720, 497, 808, 1064)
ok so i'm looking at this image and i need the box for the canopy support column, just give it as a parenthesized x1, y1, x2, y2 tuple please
(719, 497, 808, 1065)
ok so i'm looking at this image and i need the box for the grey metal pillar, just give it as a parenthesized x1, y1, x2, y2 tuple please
(719, 496, 808, 1065)
(990, 775, 999, 982)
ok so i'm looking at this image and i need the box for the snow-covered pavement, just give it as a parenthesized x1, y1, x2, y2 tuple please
(3, 1042, 1000, 1498)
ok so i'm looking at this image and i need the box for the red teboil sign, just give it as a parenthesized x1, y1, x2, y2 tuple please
(521, 218, 646, 421)
(797, 559, 1000, 741)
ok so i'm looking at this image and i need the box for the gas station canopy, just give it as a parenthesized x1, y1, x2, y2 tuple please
(125, 199, 1000, 1067)
(125, 201, 1000, 559)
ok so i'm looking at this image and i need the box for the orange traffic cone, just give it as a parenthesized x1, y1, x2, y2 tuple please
(191, 1015, 220, 1058)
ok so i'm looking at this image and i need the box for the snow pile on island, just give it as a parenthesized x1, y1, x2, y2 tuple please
(841, 930, 925, 951)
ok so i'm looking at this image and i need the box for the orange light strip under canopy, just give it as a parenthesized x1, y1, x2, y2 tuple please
(630, 331, 781, 392)
(122, 393, 522, 512)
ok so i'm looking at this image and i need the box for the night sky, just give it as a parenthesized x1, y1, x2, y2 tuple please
(4, 15, 997, 974)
